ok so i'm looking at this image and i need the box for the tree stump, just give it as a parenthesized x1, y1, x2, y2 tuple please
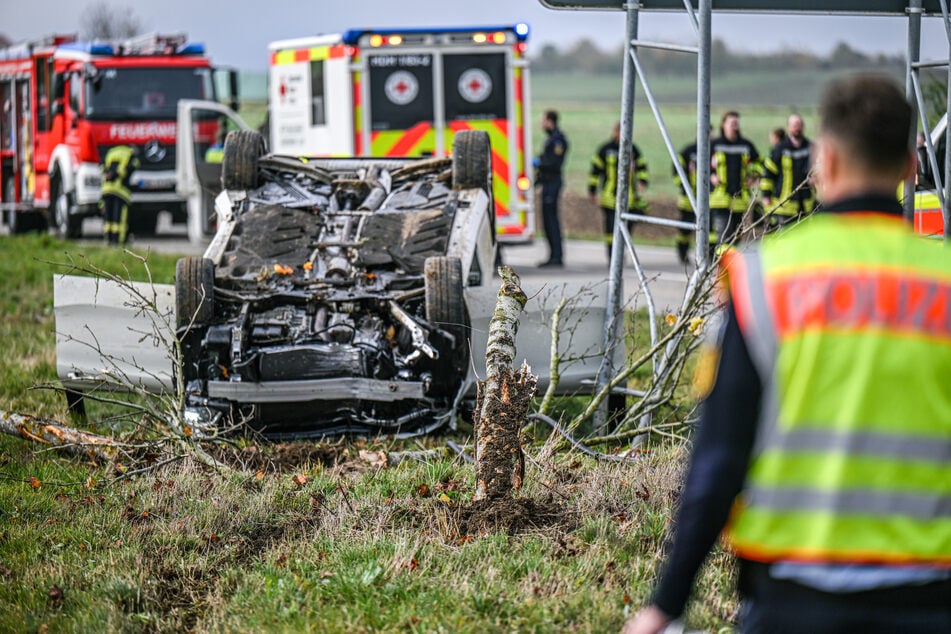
(473, 266, 538, 501)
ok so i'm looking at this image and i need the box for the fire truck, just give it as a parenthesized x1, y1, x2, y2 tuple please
(268, 25, 535, 242)
(0, 33, 237, 239)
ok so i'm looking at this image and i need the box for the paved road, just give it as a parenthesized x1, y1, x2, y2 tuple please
(501, 238, 693, 313)
(18, 213, 694, 313)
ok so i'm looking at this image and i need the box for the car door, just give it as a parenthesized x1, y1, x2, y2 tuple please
(175, 99, 251, 244)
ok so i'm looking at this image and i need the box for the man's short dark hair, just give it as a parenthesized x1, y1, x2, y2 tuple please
(820, 74, 912, 175)
(722, 110, 739, 123)
(544, 110, 559, 126)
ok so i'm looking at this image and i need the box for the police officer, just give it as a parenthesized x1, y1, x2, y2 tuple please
(100, 144, 139, 245)
(535, 110, 568, 268)
(709, 111, 760, 251)
(624, 74, 951, 634)
(589, 121, 649, 260)
(760, 114, 814, 228)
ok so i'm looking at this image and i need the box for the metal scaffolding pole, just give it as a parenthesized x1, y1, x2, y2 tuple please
(593, 2, 639, 433)
(696, 0, 712, 270)
(905, 0, 923, 224)
(943, 0, 951, 237)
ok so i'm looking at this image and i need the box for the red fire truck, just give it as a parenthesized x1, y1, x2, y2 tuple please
(268, 25, 535, 242)
(0, 33, 237, 238)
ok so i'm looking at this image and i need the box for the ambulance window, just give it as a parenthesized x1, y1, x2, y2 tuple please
(368, 54, 434, 131)
(443, 53, 507, 121)
(310, 60, 325, 126)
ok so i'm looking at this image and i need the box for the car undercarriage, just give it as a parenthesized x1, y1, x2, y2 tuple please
(177, 131, 495, 437)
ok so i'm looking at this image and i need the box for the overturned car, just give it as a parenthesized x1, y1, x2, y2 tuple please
(55, 114, 618, 438)
(174, 130, 496, 436)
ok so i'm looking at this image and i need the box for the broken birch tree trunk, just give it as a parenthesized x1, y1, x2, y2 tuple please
(473, 266, 538, 501)
(0, 410, 119, 462)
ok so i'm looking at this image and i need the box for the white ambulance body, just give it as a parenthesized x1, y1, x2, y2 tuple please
(268, 25, 534, 242)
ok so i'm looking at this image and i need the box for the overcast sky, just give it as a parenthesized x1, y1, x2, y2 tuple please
(2, 0, 950, 71)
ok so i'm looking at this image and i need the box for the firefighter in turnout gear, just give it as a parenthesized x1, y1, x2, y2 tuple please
(760, 114, 815, 228)
(624, 75, 951, 634)
(100, 145, 139, 245)
(589, 122, 649, 259)
(710, 111, 760, 251)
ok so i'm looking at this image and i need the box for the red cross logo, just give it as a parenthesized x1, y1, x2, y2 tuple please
(458, 68, 492, 104)
(384, 71, 418, 105)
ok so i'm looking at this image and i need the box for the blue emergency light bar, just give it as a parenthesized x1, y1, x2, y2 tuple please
(341, 24, 530, 45)
(58, 42, 116, 55)
(55, 41, 205, 56)
(177, 43, 205, 55)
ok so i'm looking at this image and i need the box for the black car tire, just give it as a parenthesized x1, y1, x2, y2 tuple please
(175, 257, 215, 330)
(3, 176, 16, 234)
(424, 256, 465, 339)
(452, 130, 492, 191)
(222, 130, 266, 191)
(50, 172, 83, 239)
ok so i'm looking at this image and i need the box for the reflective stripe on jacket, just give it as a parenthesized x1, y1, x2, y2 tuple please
(710, 135, 760, 211)
(101, 145, 139, 202)
(724, 211, 951, 566)
(588, 140, 649, 212)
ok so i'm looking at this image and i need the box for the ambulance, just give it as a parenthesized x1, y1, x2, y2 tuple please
(268, 25, 535, 242)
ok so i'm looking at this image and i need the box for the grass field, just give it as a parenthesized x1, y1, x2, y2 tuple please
(0, 236, 732, 632)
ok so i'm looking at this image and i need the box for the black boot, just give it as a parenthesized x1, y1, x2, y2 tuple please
(676, 242, 689, 265)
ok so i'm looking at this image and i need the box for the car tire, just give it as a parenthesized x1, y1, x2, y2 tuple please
(452, 130, 492, 191)
(2, 176, 16, 234)
(424, 256, 465, 340)
(222, 130, 266, 191)
(175, 257, 215, 330)
(50, 173, 83, 239)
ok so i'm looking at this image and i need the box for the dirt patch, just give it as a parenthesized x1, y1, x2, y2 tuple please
(448, 497, 574, 536)
(541, 191, 681, 242)
(208, 442, 347, 472)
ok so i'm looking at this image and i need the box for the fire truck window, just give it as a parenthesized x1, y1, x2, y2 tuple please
(310, 60, 326, 126)
(442, 53, 507, 121)
(35, 57, 52, 132)
(85, 67, 210, 120)
(69, 75, 82, 114)
(368, 53, 434, 131)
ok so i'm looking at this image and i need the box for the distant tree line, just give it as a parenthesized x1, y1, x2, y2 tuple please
(532, 38, 905, 75)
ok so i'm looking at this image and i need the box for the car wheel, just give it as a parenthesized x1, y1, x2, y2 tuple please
(221, 130, 266, 191)
(424, 256, 465, 340)
(175, 257, 215, 330)
(452, 130, 495, 237)
(50, 174, 83, 239)
(3, 176, 16, 234)
(452, 130, 492, 191)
